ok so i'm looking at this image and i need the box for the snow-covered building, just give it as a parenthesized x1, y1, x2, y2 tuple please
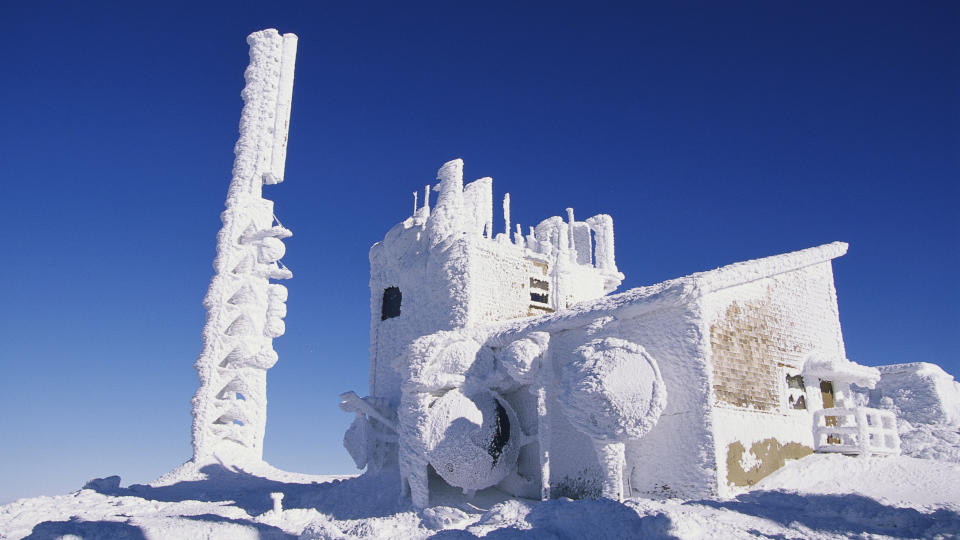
(341, 158, 900, 508)
(185, 29, 900, 508)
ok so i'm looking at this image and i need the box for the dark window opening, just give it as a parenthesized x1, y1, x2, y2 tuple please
(530, 292, 549, 304)
(529, 277, 549, 290)
(790, 395, 807, 409)
(786, 374, 805, 389)
(381, 287, 402, 320)
(488, 399, 511, 465)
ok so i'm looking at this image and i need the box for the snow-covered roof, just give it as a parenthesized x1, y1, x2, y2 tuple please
(451, 241, 849, 342)
(688, 241, 848, 295)
(876, 362, 955, 378)
(803, 355, 881, 388)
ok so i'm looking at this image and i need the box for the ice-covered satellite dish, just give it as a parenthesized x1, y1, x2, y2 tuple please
(559, 337, 667, 442)
(423, 388, 521, 491)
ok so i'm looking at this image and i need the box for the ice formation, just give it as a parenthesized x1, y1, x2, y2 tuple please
(341, 161, 904, 507)
(862, 363, 960, 462)
(191, 29, 298, 465)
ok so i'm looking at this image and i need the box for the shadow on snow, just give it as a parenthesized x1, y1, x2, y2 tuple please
(85, 464, 407, 520)
(23, 517, 147, 540)
(692, 490, 960, 538)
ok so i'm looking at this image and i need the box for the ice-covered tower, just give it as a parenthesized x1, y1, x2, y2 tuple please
(191, 29, 297, 465)
(363, 159, 624, 411)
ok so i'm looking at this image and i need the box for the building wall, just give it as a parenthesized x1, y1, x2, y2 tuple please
(370, 217, 618, 406)
(369, 220, 468, 405)
(617, 304, 717, 499)
(700, 261, 845, 495)
(465, 240, 551, 325)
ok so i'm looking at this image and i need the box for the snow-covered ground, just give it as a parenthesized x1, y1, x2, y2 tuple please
(2, 453, 958, 539)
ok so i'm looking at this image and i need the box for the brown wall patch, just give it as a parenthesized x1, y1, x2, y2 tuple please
(711, 301, 784, 410)
(726, 438, 813, 487)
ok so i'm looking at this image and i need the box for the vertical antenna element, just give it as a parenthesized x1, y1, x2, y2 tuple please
(566, 208, 577, 259)
(503, 193, 511, 237)
(263, 34, 298, 185)
(192, 29, 298, 466)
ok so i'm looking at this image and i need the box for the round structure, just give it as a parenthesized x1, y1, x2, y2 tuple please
(423, 388, 521, 491)
(559, 337, 667, 442)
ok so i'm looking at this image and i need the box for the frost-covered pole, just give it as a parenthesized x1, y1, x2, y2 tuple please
(514, 223, 524, 248)
(594, 441, 626, 500)
(586, 214, 616, 272)
(537, 349, 552, 501)
(191, 29, 298, 465)
(503, 193, 511, 238)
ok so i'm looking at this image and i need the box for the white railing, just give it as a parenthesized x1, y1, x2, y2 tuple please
(812, 407, 900, 456)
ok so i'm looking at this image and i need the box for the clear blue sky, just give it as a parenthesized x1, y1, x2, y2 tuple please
(1, 1, 956, 504)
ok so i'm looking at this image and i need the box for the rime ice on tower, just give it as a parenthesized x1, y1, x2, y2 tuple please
(191, 29, 298, 465)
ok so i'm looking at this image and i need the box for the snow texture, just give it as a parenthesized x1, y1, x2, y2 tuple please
(804, 354, 881, 389)
(860, 362, 960, 462)
(558, 337, 666, 442)
(3, 454, 959, 539)
(191, 28, 298, 465)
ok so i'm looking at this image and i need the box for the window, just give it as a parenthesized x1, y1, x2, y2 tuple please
(381, 287, 401, 320)
(529, 277, 549, 305)
(780, 369, 807, 411)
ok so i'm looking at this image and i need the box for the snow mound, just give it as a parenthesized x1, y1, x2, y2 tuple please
(873, 363, 960, 426)
(858, 362, 960, 463)
(754, 453, 960, 510)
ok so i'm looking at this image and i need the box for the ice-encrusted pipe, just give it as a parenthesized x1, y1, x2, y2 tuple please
(503, 193, 511, 238)
(514, 224, 524, 248)
(191, 29, 297, 465)
(586, 214, 616, 273)
(270, 492, 284, 514)
(426, 159, 465, 248)
(595, 441, 626, 500)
